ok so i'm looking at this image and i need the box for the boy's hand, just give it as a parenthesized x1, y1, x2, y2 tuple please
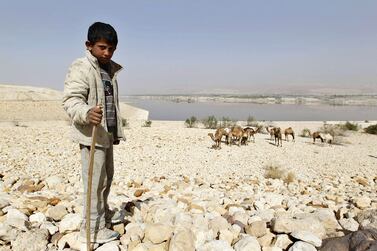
(88, 105, 103, 125)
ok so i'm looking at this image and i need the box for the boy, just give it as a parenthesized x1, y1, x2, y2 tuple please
(62, 22, 125, 244)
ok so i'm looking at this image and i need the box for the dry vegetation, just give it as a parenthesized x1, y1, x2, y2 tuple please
(264, 165, 296, 184)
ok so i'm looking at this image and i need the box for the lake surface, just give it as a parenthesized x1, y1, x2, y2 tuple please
(122, 97, 377, 121)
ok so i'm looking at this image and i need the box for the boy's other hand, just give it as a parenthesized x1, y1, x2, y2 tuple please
(88, 106, 103, 125)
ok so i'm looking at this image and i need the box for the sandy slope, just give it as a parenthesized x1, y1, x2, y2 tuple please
(0, 84, 148, 122)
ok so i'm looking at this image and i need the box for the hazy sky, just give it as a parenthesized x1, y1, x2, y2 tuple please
(1, 1, 377, 95)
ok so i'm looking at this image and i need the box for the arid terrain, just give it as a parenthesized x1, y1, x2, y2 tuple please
(0, 85, 376, 250)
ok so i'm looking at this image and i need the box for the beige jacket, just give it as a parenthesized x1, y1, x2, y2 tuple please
(62, 50, 125, 148)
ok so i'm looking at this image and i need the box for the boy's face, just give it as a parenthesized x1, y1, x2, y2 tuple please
(86, 39, 116, 65)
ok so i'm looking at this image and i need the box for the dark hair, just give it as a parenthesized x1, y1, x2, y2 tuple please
(87, 22, 118, 46)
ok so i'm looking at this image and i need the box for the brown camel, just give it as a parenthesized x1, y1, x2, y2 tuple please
(241, 127, 257, 145)
(208, 127, 230, 149)
(311, 131, 324, 143)
(284, 127, 295, 142)
(230, 125, 244, 146)
(273, 127, 283, 147)
(244, 126, 261, 142)
(310, 131, 333, 144)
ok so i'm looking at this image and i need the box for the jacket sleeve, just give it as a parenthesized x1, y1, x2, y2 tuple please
(62, 60, 92, 125)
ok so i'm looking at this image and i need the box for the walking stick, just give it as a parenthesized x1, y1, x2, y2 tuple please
(86, 123, 98, 251)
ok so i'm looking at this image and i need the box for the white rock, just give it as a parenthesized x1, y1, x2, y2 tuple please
(291, 231, 322, 247)
(228, 206, 245, 216)
(0, 222, 18, 242)
(144, 223, 173, 244)
(273, 234, 292, 249)
(262, 247, 282, 251)
(6, 208, 28, 221)
(234, 234, 261, 251)
(124, 223, 144, 241)
(219, 229, 234, 245)
(169, 228, 196, 251)
(231, 224, 242, 239)
(131, 243, 148, 251)
(40, 221, 59, 235)
(46, 205, 68, 221)
(245, 221, 267, 238)
(338, 218, 359, 232)
(11, 228, 49, 251)
(271, 217, 326, 238)
(264, 193, 284, 208)
(254, 209, 275, 222)
(59, 213, 81, 234)
(0, 196, 10, 209)
(30, 212, 46, 223)
(5, 217, 29, 231)
(232, 211, 249, 226)
(254, 200, 265, 211)
(174, 212, 193, 227)
(197, 240, 233, 251)
(192, 229, 213, 248)
(192, 215, 209, 231)
(209, 216, 230, 234)
(45, 176, 63, 189)
(96, 241, 119, 251)
(288, 241, 316, 251)
(58, 231, 81, 250)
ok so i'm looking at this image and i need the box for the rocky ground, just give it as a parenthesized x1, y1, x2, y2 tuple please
(0, 120, 376, 251)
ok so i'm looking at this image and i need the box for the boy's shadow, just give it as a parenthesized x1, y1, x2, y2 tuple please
(368, 155, 377, 159)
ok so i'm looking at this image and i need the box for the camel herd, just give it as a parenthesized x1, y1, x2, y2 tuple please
(208, 125, 333, 149)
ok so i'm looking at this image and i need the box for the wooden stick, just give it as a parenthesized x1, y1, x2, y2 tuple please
(86, 124, 98, 251)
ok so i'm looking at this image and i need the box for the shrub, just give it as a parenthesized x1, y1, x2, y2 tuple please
(319, 123, 344, 137)
(365, 124, 377, 135)
(202, 115, 218, 129)
(246, 115, 260, 127)
(246, 116, 255, 126)
(300, 128, 311, 137)
(264, 165, 285, 180)
(264, 165, 296, 184)
(341, 121, 359, 131)
(185, 116, 197, 128)
(284, 172, 296, 184)
(219, 117, 236, 128)
(142, 120, 152, 127)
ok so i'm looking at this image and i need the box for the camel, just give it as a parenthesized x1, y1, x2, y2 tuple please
(266, 126, 282, 146)
(284, 127, 295, 142)
(310, 131, 333, 144)
(241, 130, 250, 145)
(230, 125, 244, 146)
(208, 127, 230, 149)
(244, 126, 261, 142)
(311, 131, 324, 143)
(266, 126, 275, 140)
(273, 127, 283, 147)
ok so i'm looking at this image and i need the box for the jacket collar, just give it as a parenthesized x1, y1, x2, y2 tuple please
(85, 50, 123, 76)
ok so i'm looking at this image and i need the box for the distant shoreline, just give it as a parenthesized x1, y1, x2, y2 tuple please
(122, 94, 377, 106)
